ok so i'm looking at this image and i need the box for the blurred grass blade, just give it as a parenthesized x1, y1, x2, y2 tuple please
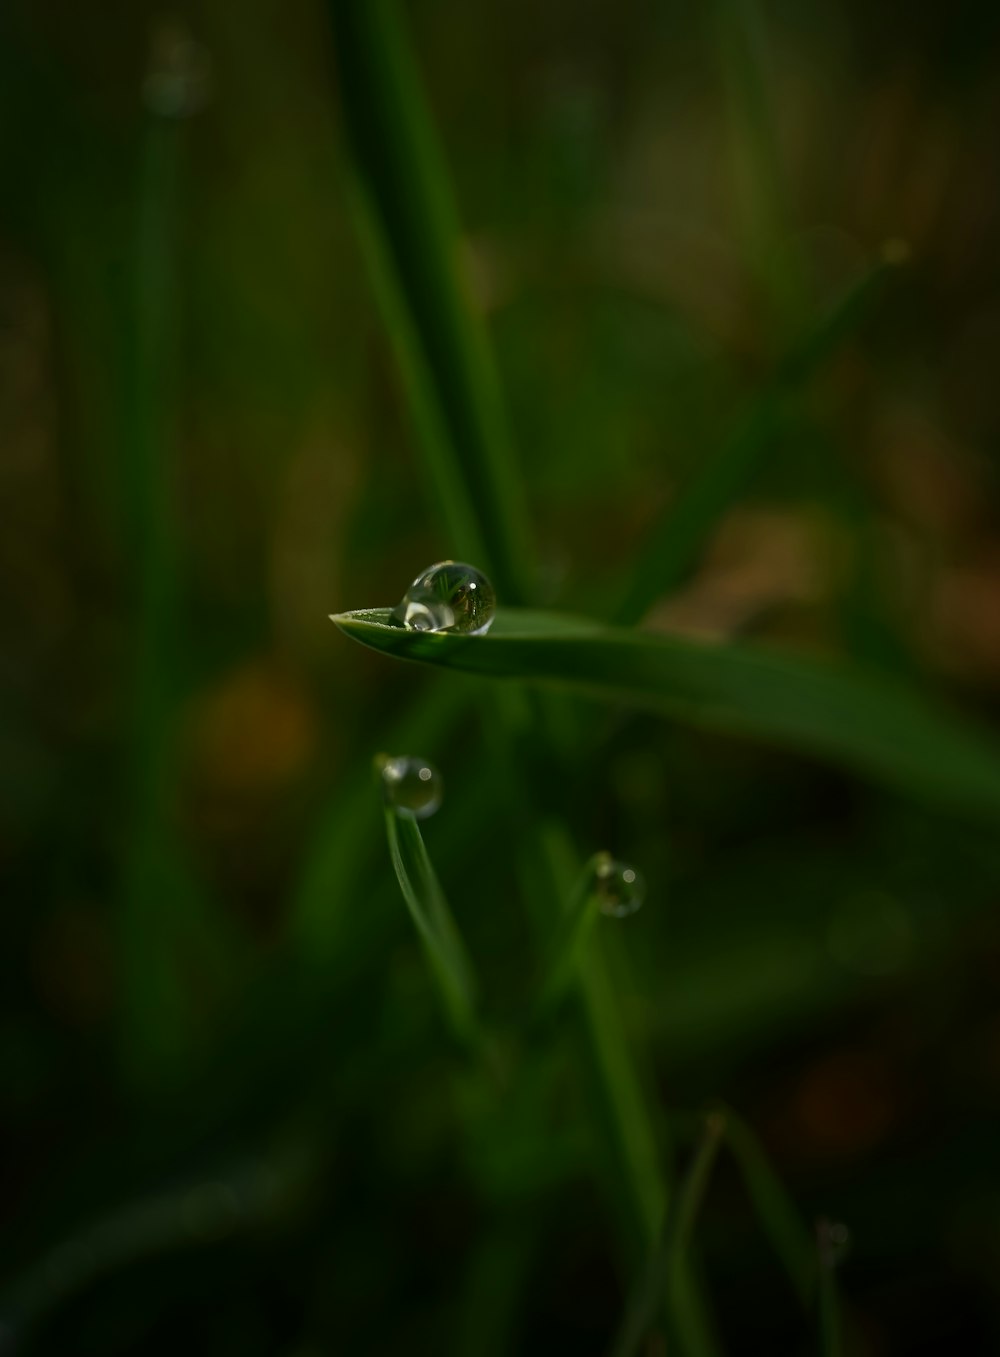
(118, 93, 202, 1089)
(346, 172, 488, 568)
(576, 925, 667, 1248)
(617, 250, 906, 626)
(817, 1220, 849, 1357)
(819, 1264, 843, 1357)
(610, 1113, 726, 1357)
(490, 765, 668, 1254)
(534, 853, 606, 1018)
(331, 608, 1000, 822)
(712, 0, 802, 332)
(0, 1146, 312, 1344)
(384, 803, 481, 1047)
(328, 0, 532, 601)
(455, 1221, 538, 1357)
(723, 1111, 815, 1306)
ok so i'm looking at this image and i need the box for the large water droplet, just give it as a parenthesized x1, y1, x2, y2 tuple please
(592, 853, 645, 917)
(392, 561, 496, 636)
(380, 755, 443, 819)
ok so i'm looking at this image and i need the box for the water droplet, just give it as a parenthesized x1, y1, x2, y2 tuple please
(380, 755, 443, 819)
(817, 1218, 851, 1268)
(592, 853, 645, 917)
(143, 22, 211, 118)
(392, 561, 496, 636)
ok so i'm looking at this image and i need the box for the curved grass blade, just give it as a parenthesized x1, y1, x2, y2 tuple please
(0, 1145, 313, 1346)
(724, 1111, 815, 1306)
(610, 1112, 726, 1357)
(331, 609, 1000, 822)
(384, 803, 480, 1048)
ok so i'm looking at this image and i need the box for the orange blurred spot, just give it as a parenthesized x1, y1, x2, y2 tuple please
(789, 1049, 899, 1158)
(186, 660, 317, 796)
(34, 905, 113, 1026)
(930, 551, 1000, 679)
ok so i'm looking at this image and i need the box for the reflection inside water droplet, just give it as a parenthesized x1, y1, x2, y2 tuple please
(392, 561, 496, 636)
(380, 756, 443, 819)
(592, 853, 645, 917)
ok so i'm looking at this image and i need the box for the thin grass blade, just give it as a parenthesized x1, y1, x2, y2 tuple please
(327, 0, 532, 601)
(384, 804, 480, 1048)
(724, 1111, 816, 1306)
(533, 853, 606, 1018)
(817, 1220, 849, 1357)
(616, 249, 906, 625)
(712, 0, 803, 333)
(610, 1113, 726, 1357)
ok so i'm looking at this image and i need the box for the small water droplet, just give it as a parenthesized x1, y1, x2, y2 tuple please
(143, 21, 211, 118)
(392, 561, 496, 636)
(380, 755, 443, 819)
(592, 853, 645, 917)
(817, 1217, 851, 1268)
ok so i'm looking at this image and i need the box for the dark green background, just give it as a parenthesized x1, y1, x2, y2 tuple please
(2, 0, 1000, 1352)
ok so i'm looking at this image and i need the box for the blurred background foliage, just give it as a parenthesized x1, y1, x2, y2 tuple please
(2, 0, 1000, 1352)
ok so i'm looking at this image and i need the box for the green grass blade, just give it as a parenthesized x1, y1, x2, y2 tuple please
(287, 677, 464, 958)
(819, 1265, 843, 1357)
(327, 0, 533, 601)
(577, 934, 667, 1248)
(723, 1111, 815, 1306)
(383, 804, 481, 1048)
(486, 737, 669, 1255)
(117, 108, 193, 1088)
(616, 250, 906, 626)
(817, 1220, 849, 1357)
(346, 173, 489, 567)
(712, 0, 802, 332)
(331, 608, 1000, 822)
(0, 1146, 312, 1343)
(610, 1113, 726, 1357)
(533, 853, 606, 1018)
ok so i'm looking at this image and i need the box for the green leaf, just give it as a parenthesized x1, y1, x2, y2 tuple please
(331, 608, 1000, 821)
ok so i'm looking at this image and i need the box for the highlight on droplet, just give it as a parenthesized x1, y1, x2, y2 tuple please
(391, 561, 496, 636)
(378, 754, 443, 819)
